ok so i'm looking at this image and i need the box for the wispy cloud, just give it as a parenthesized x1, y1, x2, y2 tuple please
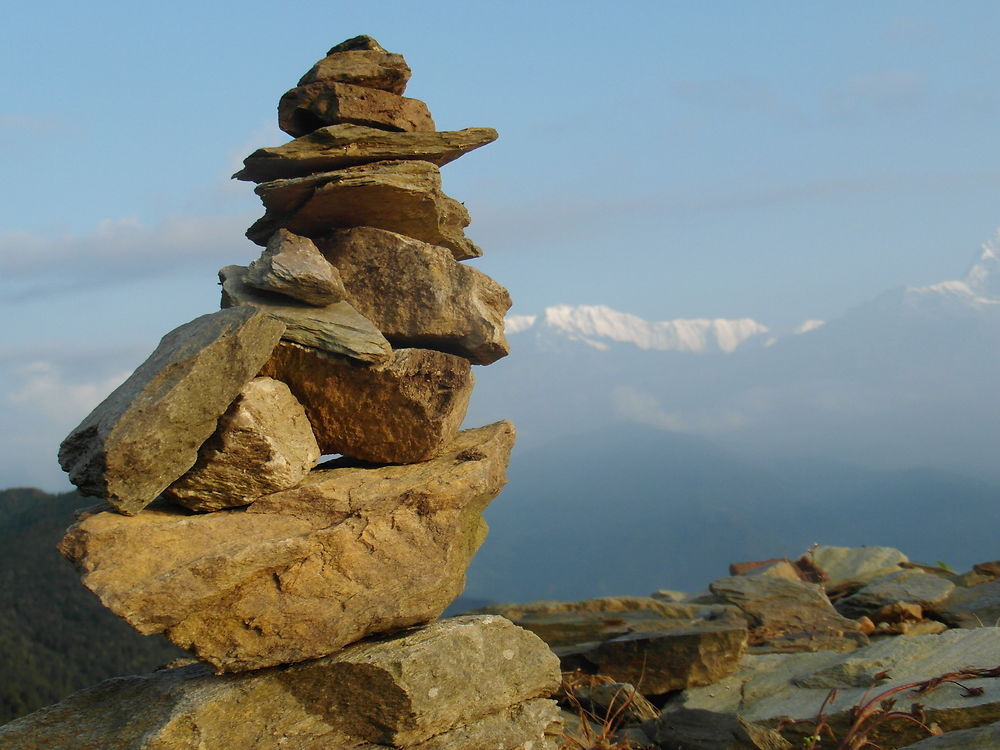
(0, 113, 63, 134)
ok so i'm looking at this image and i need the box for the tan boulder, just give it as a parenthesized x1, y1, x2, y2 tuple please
(317, 227, 510, 364)
(163, 377, 319, 512)
(234, 125, 498, 182)
(246, 159, 482, 260)
(58, 422, 515, 672)
(278, 80, 434, 138)
(259, 342, 474, 463)
(297, 45, 411, 94)
(220, 265, 391, 364)
(0, 614, 558, 749)
(244, 228, 346, 305)
(58, 307, 286, 515)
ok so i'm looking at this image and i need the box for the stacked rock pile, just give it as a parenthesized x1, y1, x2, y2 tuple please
(3, 36, 562, 749)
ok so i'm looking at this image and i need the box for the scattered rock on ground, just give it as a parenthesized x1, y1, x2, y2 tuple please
(811, 545, 909, 584)
(836, 569, 955, 619)
(936, 578, 1000, 629)
(641, 707, 793, 750)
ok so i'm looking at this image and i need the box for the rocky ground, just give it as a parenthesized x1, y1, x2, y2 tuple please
(469, 544, 1000, 749)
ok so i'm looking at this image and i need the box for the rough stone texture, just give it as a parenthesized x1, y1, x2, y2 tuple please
(298, 49, 411, 94)
(837, 570, 956, 618)
(731, 559, 803, 581)
(162, 377, 319, 512)
(671, 628, 1000, 749)
(59, 422, 514, 672)
(247, 160, 482, 260)
(937, 578, 1000, 628)
(58, 307, 286, 515)
(409, 699, 562, 750)
(259, 342, 474, 463)
(235, 125, 498, 182)
(899, 721, 1000, 748)
(317, 227, 510, 364)
(642, 708, 793, 750)
(561, 625, 749, 696)
(811, 545, 909, 584)
(0, 615, 559, 749)
(709, 575, 868, 653)
(220, 265, 390, 364)
(278, 80, 434, 137)
(244, 228, 346, 305)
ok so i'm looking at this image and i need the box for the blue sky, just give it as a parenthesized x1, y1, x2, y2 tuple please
(3, 1, 1000, 489)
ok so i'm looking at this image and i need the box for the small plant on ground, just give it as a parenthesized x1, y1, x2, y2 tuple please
(777, 665, 1000, 749)
(557, 671, 655, 750)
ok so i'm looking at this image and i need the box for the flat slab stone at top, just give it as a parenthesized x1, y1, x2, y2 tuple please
(297, 45, 411, 94)
(220, 265, 390, 364)
(278, 80, 434, 138)
(58, 307, 286, 516)
(246, 159, 482, 260)
(234, 125, 498, 182)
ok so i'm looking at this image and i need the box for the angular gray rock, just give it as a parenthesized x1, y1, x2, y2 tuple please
(0, 615, 560, 750)
(642, 708, 793, 750)
(317, 227, 511, 364)
(163, 377, 320, 512)
(259, 342, 474, 463)
(244, 228, 346, 305)
(246, 159, 482, 260)
(837, 570, 956, 619)
(671, 628, 1000, 749)
(937, 578, 1000, 628)
(58, 307, 286, 515)
(811, 545, 909, 584)
(220, 264, 390, 364)
(709, 575, 868, 653)
(59, 423, 514, 672)
(235, 125, 498, 182)
(278, 80, 435, 137)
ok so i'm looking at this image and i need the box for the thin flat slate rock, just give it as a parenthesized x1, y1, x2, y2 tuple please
(220, 265, 390, 365)
(247, 160, 481, 260)
(234, 125, 498, 182)
(58, 307, 286, 516)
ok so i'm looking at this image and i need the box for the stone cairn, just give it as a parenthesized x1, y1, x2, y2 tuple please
(2, 36, 562, 749)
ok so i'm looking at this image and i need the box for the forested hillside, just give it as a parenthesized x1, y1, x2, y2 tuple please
(0, 488, 182, 723)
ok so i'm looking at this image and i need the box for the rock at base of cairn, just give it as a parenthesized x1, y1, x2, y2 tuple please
(260, 341, 474, 464)
(57, 307, 286, 515)
(0, 615, 562, 750)
(58, 422, 514, 672)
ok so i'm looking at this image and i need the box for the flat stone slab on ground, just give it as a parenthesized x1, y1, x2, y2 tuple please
(58, 422, 515, 672)
(247, 159, 482, 260)
(58, 307, 286, 515)
(260, 342, 474, 464)
(0, 615, 559, 750)
(811, 545, 909, 584)
(235, 125, 498, 182)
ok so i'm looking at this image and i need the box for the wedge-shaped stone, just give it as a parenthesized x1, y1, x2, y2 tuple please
(298, 47, 411, 94)
(244, 228, 346, 305)
(220, 265, 390, 364)
(247, 160, 482, 260)
(235, 125, 498, 182)
(0, 615, 558, 749)
(58, 308, 286, 516)
(317, 227, 510, 364)
(163, 377, 320, 512)
(260, 342, 474, 463)
(58, 423, 515, 672)
(279, 80, 434, 137)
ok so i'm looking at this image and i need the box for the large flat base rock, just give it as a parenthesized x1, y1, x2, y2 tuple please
(58, 307, 286, 515)
(0, 616, 560, 750)
(59, 422, 515, 672)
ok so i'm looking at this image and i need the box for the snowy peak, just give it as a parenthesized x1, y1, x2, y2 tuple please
(903, 230, 1000, 308)
(508, 304, 770, 353)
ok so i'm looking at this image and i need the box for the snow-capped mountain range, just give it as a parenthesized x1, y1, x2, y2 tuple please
(506, 231, 1000, 354)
